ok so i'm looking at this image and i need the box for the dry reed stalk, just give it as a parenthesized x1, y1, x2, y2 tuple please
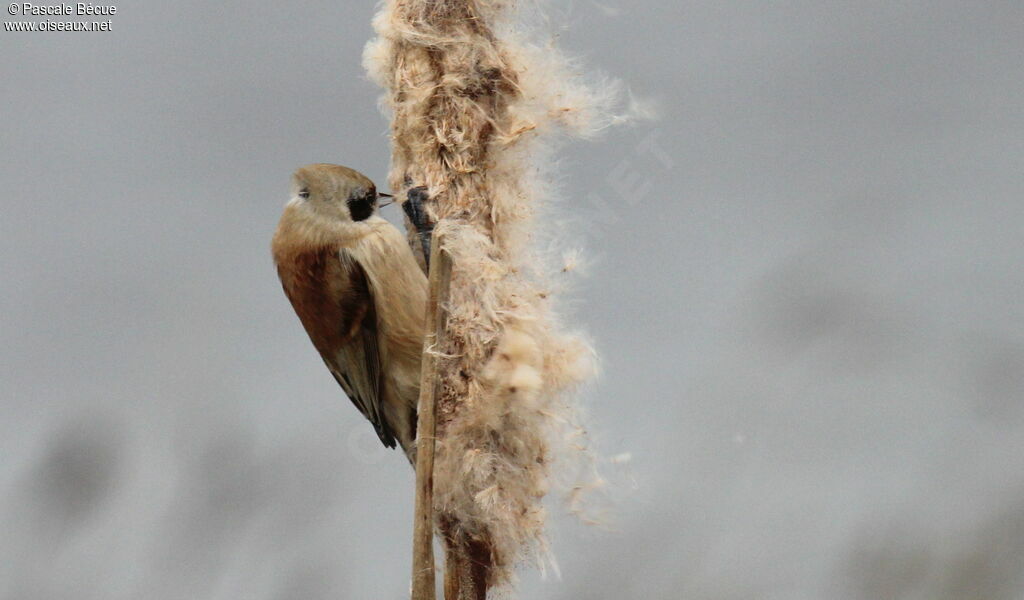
(411, 234, 450, 600)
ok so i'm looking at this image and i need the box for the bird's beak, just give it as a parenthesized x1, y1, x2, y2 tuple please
(377, 192, 394, 208)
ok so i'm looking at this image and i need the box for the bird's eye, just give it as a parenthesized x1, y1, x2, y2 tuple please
(298, 189, 310, 199)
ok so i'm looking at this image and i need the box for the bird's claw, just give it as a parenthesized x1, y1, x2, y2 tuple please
(402, 186, 434, 269)
(402, 186, 433, 233)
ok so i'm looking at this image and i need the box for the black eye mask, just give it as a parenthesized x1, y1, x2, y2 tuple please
(347, 189, 376, 222)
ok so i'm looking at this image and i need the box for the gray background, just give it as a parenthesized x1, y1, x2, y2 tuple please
(3, 1, 1023, 598)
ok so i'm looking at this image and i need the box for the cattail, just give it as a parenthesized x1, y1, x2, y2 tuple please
(364, 1, 613, 595)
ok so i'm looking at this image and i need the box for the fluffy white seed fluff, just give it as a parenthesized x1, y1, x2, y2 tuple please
(364, 0, 619, 590)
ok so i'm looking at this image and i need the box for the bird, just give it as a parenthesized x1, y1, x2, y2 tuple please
(272, 164, 428, 459)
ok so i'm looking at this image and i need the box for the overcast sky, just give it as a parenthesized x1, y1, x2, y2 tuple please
(2, 2, 1023, 599)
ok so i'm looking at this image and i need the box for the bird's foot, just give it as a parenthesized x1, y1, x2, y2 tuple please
(403, 186, 434, 269)
(403, 186, 433, 234)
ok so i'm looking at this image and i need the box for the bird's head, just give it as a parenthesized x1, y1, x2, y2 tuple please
(289, 164, 392, 224)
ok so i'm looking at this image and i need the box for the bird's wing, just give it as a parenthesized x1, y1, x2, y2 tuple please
(321, 250, 395, 449)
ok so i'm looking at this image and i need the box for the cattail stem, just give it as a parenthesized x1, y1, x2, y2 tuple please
(411, 232, 450, 600)
(440, 515, 490, 600)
